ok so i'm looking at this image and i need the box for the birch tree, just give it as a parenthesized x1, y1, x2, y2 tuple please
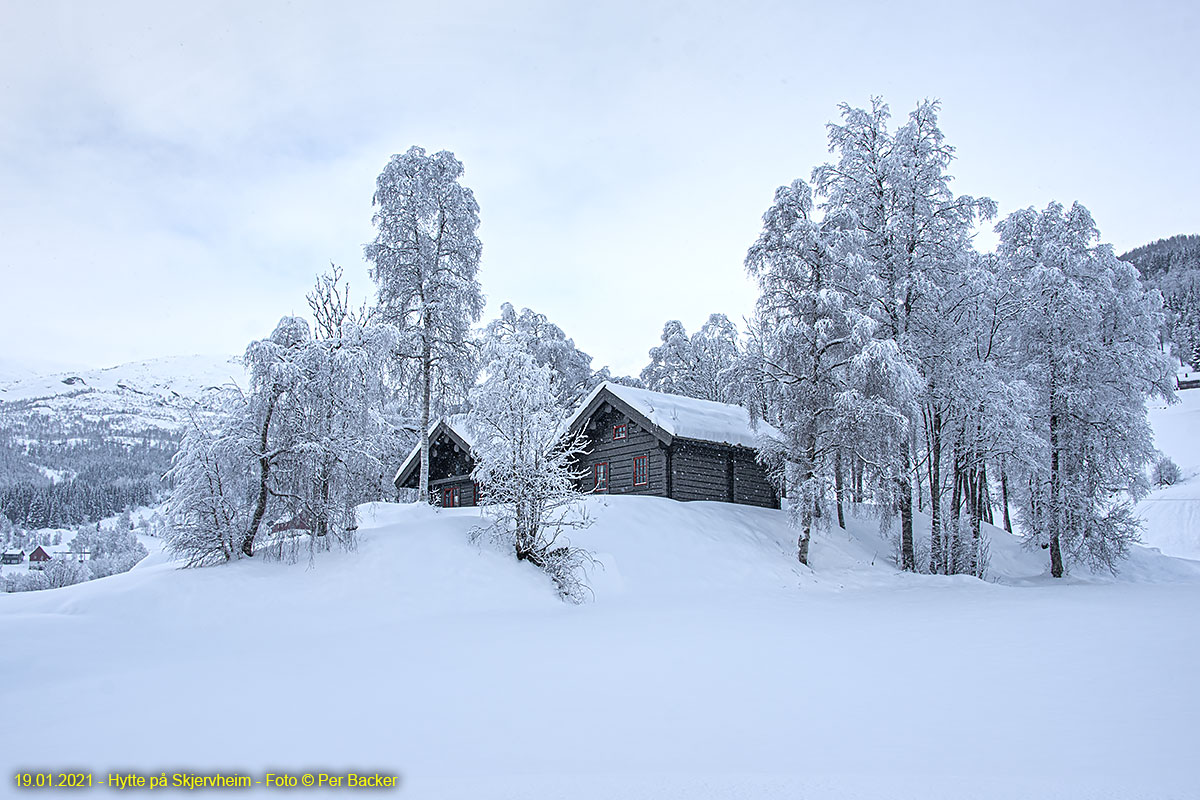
(365, 147, 484, 503)
(467, 337, 593, 602)
(812, 98, 994, 571)
(998, 202, 1174, 576)
(744, 179, 874, 565)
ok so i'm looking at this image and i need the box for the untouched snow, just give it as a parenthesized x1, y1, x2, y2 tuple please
(2, 496, 1198, 799)
(570, 381, 780, 447)
(1138, 387, 1200, 559)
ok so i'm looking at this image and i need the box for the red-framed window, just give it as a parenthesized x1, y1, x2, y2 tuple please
(442, 487, 460, 507)
(633, 455, 648, 486)
(593, 462, 609, 492)
(612, 423, 627, 441)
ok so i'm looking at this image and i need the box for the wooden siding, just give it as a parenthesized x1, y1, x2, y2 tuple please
(399, 430, 478, 506)
(572, 393, 779, 509)
(430, 475, 478, 507)
(671, 441, 733, 502)
(732, 450, 779, 508)
(577, 406, 668, 498)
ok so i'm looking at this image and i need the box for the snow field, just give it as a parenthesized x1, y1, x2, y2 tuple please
(2, 496, 1198, 799)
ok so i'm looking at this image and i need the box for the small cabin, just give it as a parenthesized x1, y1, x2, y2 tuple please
(28, 546, 52, 569)
(565, 382, 781, 508)
(2, 549, 25, 565)
(394, 416, 480, 507)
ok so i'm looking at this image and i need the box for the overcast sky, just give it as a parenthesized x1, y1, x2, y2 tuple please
(1, 0, 1196, 377)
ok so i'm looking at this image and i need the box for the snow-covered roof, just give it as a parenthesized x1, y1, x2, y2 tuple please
(393, 414, 474, 487)
(3, 548, 24, 556)
(567, 382, 780, 449)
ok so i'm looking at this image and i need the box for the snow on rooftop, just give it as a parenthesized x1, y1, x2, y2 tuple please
(394, 414, 474, 485)
(570, 382, 780, 449)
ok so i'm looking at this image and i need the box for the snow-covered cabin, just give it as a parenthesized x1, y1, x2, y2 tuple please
(28, 546, 52, 568)
(565, 382, 781, 508)
(1, 548, 25, 565)
(393, 415, 479, 507)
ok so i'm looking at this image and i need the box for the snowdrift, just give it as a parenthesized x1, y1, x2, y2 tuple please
(3, 496, 1199, 799)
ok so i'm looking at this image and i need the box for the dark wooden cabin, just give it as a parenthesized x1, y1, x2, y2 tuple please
(566, 382, 780, 508)
(394, 416, 480, 507)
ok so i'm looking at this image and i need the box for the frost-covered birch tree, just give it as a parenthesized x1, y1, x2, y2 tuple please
(641, 314, 741, 402)
(163, 397, 253, 566)
(998, 202, 1174, 576)
(483, 302, 603, 406)
(744, 179, 874, 565)
(812, 98, 994, 571)
(467, 337, 593, 602)
(365, 147, 484, 503)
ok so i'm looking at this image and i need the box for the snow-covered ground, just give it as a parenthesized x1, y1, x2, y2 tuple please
(2, 496, 1198, 799)
(1138, 386, 1200, 559)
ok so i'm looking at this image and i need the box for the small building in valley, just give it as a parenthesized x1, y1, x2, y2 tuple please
(28, 546, 52, 569)
(565, 382, 781, 508)
(2, 549, 25, 565)
(394, 415, 479, 507)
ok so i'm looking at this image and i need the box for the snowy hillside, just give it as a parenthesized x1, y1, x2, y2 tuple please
(1138, 386, 1200, 559)
(2, 496, 1198, 799)
(0, 354, 247, 434)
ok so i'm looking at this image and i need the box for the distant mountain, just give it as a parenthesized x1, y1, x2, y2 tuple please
(0, 354, 248, 437)
(0, 355, 248, 529)
(1119, 234, 1200, 279)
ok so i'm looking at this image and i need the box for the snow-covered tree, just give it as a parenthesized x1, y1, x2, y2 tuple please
(641, 314, 741, 403)
(483, 302, 603, 406)
(998, 202, 1175, 576)
(812, 98, 995, 571)
(239, 316, 311, 557)
(743, 178, 875, 564)
(164, 398, 254, 566)
(365, 147, 485, 503)
(467, 337, 593, 602)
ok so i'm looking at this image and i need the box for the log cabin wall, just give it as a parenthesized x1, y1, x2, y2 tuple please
(578, 405, 668, 498)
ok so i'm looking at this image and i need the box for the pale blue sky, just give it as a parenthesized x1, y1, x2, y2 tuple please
(1, 0, 1196, 377)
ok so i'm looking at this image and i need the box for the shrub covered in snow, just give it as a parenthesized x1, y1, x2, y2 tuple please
(467, 336, 595, 603)
(1152, 455, 1181, 487)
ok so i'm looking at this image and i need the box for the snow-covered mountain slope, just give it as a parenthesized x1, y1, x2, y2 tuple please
(0, 354, 247, 436)
(2, 496, 1198, 800)
(1138, 387, 1200, 559)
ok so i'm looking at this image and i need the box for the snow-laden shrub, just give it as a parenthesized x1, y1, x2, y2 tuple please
(3, 570, 48, 593)
(467, 337, 595, 603)
(1152, 455, 1181, 487)
(42, 558, 91, 589)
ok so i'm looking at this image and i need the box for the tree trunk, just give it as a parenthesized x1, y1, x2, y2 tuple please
(969, 466, 983, 577)
(1049, 415, 1064, 578)
(242, 390, 280, 557)
(899, 442, 915, 571)
(834, 449, 846, 530)
(419, 332, 432, 503)
(1000, 458, 1013, 534)
(927, 408, 943, 574)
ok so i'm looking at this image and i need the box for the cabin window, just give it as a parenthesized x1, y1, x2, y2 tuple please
(613, 423, 627, 441)
(633, 455, 648, 486)
(594, 462, 609, 492)
(442, 487, 460, 507)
